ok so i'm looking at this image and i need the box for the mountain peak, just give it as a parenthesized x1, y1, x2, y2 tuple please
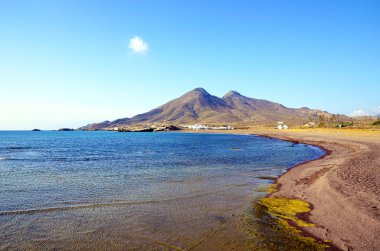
(183, 88, 211, 97)
(223, 90, 242, 98)
(192, 87, 209, 94)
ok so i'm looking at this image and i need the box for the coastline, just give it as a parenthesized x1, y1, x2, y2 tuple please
(1, 131, 326, 250)
(1, 129, 378, 250)
(194, 128, 380, 250)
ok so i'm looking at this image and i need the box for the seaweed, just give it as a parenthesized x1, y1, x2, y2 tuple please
(240, 187, 332, 251)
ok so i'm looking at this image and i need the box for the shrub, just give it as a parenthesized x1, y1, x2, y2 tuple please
(372, 120, 380, 126)
(336, 121, 354, 128)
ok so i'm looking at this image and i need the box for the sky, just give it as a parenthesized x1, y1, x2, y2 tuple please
(1, 0, 379, 130)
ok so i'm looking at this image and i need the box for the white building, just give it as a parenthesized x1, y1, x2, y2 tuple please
(211, 125, 234, 130)
(184, 124, 209, 130)
(277, 123, 289, 129)
(181, 124, 234, 130)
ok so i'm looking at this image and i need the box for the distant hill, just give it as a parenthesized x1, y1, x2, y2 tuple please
(79, 88, 337, 130)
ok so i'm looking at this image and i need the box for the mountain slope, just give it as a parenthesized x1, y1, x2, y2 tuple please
(79, 88, 334, 130)
(221, 90, 330, 123)
(141, 88, 235, 123)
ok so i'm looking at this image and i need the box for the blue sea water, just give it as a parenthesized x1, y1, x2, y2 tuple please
(0, 131, 325, 249)
(0, 131, 323, 212)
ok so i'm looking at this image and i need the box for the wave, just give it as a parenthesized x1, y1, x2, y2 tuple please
(0, 201, 156, 216)
(1, 157, 114, 162)
(0, 192, 215, 217)
(1, 146, 32, 150)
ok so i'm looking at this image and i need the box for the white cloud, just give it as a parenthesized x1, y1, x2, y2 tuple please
(349, 106, 380, 117)
(128, 36, 149, 54)
(349, 109, 369, 117)
(373, 106, 380, 115)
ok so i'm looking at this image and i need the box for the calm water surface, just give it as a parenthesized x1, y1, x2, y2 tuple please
(0, 131, 324, 250)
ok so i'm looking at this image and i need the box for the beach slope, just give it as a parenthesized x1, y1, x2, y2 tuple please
(249, 128, 380, 251)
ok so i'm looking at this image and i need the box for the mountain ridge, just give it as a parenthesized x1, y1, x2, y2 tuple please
(79, 88, 335, 130)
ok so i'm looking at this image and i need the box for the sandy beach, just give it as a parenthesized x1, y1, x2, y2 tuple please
(236, 128, 380, 251)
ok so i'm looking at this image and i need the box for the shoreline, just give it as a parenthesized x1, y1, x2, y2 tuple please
(1, 129, 378, 250)
(2, 130, 329, 251)
(221, 128, 379, 251)
(255, 133, 339, 250)
(191, 128, 379, 250)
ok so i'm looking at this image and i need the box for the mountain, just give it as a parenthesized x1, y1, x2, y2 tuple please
(79, 88, 334, 130)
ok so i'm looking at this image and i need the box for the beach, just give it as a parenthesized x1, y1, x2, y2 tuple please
(234, 128, 380, 251)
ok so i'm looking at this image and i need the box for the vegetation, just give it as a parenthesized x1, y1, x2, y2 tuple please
(311, 121, 354, 129)
(301, 119, 380, 129)
(241, 195, 331, 250)
(256, 197, 330, 250)
(302, 113, 357, 129)
(372, 120, 380, 126)
(336, 121, 354, 128)
(259, 197, 315, 227)
(241, 184, 331, 250)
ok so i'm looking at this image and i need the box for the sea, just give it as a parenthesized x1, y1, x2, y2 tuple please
(0, 131, 325, 250)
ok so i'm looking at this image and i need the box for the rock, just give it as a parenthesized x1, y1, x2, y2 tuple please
(58, 128, 74, 131)
(117, 127, 154, 132)
(153, 125, 181, 132)
(166, 125, 181, 131)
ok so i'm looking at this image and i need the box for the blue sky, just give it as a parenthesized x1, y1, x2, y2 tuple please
(1, 0, 379, 129)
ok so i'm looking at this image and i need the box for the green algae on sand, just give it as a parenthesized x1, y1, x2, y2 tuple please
(259, 197, 316, 227)
(260, 184, 278, 194)
(244, 196, 330, 251)
(241, 183, 331, 250)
